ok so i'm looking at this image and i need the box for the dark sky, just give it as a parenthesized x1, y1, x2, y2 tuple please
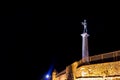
(0, 8, 32, 80)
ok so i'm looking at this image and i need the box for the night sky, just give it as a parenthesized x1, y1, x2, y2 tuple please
(0, 8, 32, 80)
(1, 8, 120, 80)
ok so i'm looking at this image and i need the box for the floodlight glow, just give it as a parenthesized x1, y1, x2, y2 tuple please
(46, 74, 50, 78)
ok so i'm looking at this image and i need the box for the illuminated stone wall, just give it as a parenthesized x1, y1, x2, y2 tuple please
(75, 61, 120, 78)
(76, 77, 120, 80)
(71, 61, 78, 80)
(52, 61, 120, 80)
(52, 70, 57, 80)
(52, 50, 120, 80)
(56, 73, 66, 80)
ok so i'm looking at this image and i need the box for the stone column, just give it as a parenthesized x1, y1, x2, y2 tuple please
(81, 20, 89, 63)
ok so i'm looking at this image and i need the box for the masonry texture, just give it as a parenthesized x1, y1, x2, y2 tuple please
(52, 50, 120, 80)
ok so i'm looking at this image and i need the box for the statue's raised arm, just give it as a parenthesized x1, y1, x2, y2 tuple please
(81, 19, 87, 33)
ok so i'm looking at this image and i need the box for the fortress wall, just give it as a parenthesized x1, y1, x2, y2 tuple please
(56, 73, 66, 80)
(71, 61, 79, 80)
(75, 61, 120, 78)
(52, 50, 120, 80)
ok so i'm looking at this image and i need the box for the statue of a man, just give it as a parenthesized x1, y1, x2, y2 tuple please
(81, 19, 87, 33)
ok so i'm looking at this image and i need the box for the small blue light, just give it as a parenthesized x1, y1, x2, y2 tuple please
(45, 74, 50, 78)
